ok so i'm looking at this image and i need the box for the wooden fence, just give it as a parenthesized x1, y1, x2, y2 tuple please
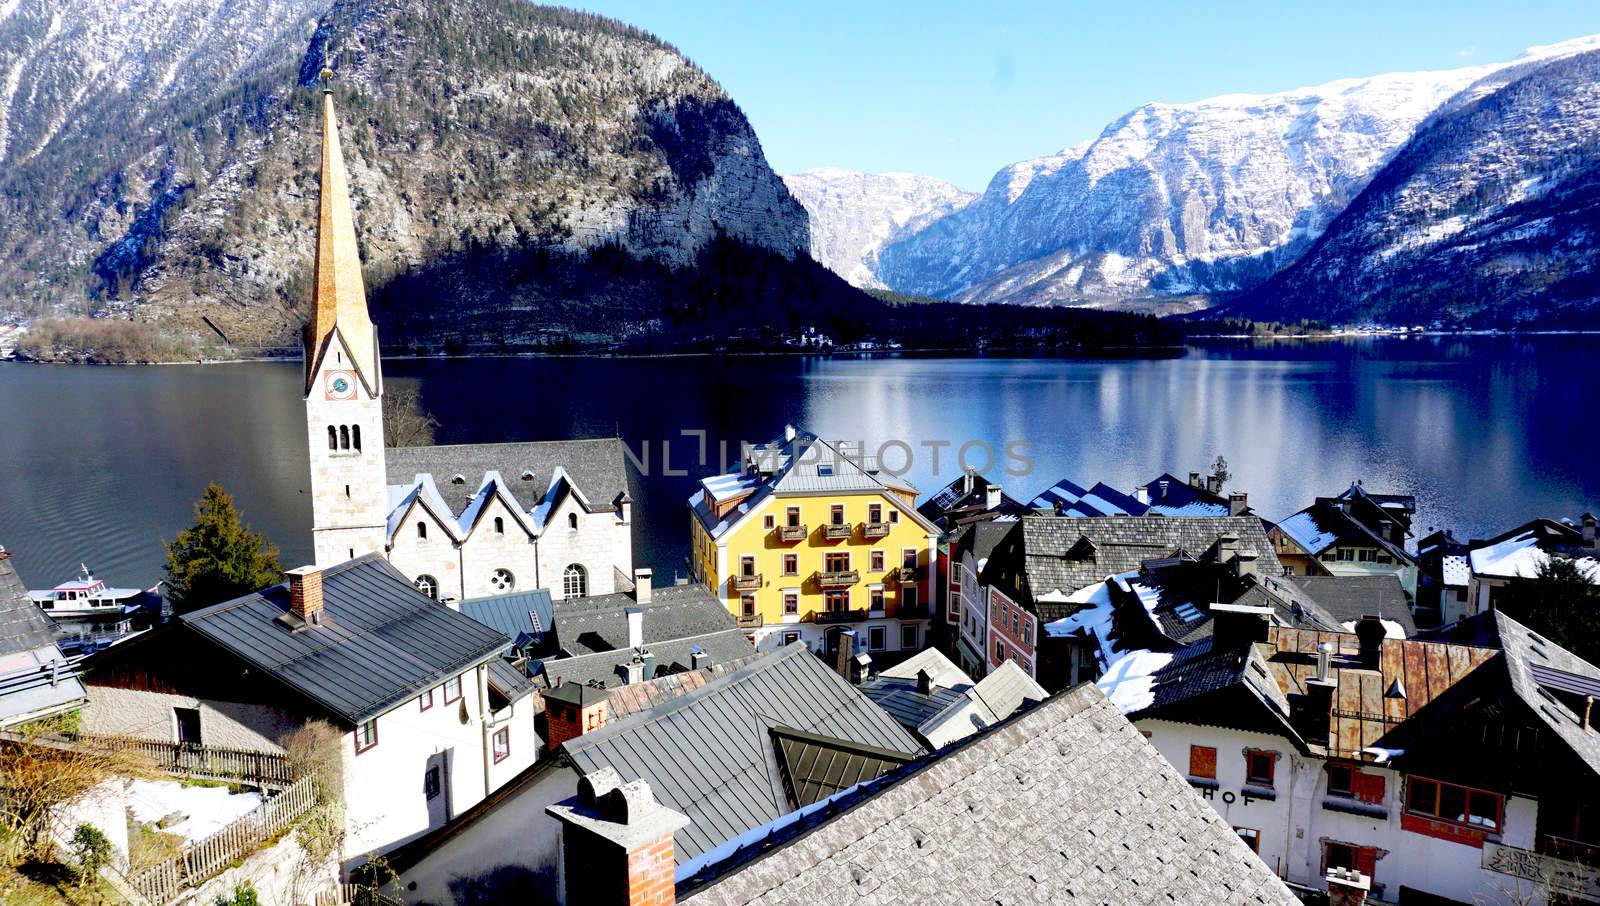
(121, 774, 319, 904)
(77, 734, 293, 787)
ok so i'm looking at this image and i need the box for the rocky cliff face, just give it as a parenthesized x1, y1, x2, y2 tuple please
(782, 168, 974, 289)
(863, 36, 1600, 310)
(1225, 50, 1600, 326)
(0, 0, 808, 348)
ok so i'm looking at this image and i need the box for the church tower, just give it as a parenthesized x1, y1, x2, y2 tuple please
(304, 68, 388, 566)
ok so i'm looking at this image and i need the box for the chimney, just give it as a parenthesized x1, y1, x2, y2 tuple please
(1217, 532, 1240, 563)
(1295, 642, 1339, 747)
(287, 566, 323, 625)
(1133, 486, 1150, 505)
(1584, 513, 1597, 550)
(985, 484, 1003, 511)
(784, 424, 797, 443)
(626, 607, 644, 651)
(1325, 867, 1370, 906)
(961, 467, 976, 496)
(545, 683, 610, 750)
(916, 668, 932, 697)
(547, 768, 689, 906)
(1354, 615, 1386, 668)
(633, 570, 653, 606)
(1158, 479, 1170, 499)
(1228, 492, 1248, 516)
(835, 630, 856, 681)
(1314, 641, 1333, 684)
(1206, 475, 1221, 495)
(1210, 602, 1271, 648)
(690, 646, 708, 671)
(1234, 550, 1259, 579)
(1189, 471, 1201, 489)
(619, 654, 647, 686)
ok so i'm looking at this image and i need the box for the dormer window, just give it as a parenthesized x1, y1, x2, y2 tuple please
(520, 470, 535, 481)
(568, 512, 579, 531)
(451, 474, 466, 485)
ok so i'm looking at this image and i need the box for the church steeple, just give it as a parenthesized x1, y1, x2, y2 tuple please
(305, 67, 379, 397)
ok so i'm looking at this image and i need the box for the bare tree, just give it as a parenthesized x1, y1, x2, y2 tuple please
(383, 386, 440, 448)
(0, 717, 154, 862)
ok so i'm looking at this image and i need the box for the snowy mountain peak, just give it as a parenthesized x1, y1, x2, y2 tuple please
(783, 169, 975, 289)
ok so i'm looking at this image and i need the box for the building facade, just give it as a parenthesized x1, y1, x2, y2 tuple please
(688, 430, 940, 659)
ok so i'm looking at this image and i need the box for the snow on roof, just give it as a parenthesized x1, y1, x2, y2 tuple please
(702, 471, 763, 504)
(1147, 500, 1229, 518)
(1042, 570, 1173, 714)
(1340, 619, 1408, 640)
(1277, 510, 1337, 554)
(1441, 554, 1471, 587)
(1467, 530, 1600, 582)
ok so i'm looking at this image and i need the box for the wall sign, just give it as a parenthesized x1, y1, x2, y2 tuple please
(1483, 842, 1600, 899)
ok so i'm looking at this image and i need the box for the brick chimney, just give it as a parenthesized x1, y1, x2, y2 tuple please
(1228, 492, 1249, 516)
(546, 683, 610, 750)
(547, 768, 689, 906)
(633, 569, 653, 605)
(1326, 867, 1370, 906)
(286, 566, 323, 625)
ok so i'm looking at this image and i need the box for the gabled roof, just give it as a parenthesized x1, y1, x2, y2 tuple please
(1029, 477, 1151, 518)
(1294, 575, 1417, 636)
(1141, 473, 1234, 517)
(386, 437, 632, 518)
(539, 629, 755, 689)
(1467, 611, 1600, 778)
(0, 551, 57, 656)
(181, 555, 511, 725)
(689, 429, 931, 541)
(459, 589, 554, 651)
(860, 672, 971, 733)
(917, 472, 1030, 529)
(1276, 495, 1414, 564)
(550, 585, 738, 657)
(1468, 517, 1600, 581)
(561, 642, 922, 864)
(677, 683, 1296, 905)
(917, 659, 1048, 750)
(771, 725, 916, 807)
(0, 550, 85, 727)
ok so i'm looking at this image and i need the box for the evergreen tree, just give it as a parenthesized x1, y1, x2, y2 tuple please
(1497, 557, 1600, 664)
(163, 484, 283, 614)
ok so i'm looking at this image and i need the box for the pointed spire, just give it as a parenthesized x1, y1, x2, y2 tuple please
(305, 67, 378, 395)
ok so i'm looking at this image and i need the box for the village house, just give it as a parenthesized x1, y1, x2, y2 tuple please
(1119, 607, 1600, 904)
(1269, 483, 1419, 594)
(859, 646, 1046, 749)
(298, 68, 633, 602)
(978, 514, 1287, 687)
(1418, 528, 1473, 624)
(687, 427, 940, 661)
(0, 546, 84, 727)
(917, 470, 1029, 647)
(534, 682, 1297, 906)
(382, 642, 922, 903)
(1029, 471, 1251, 519)
(1465, 514, 1599, 617)
(77, 556, 539, 865)
(951, 520, 1013, 677)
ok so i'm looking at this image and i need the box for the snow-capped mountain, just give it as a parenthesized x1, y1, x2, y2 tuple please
(1226, 48, 1600, 326)
(870, 35, 1600, 308)
(782, 168, 975, 289)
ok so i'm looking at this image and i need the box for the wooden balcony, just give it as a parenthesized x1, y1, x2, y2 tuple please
(889, 565, 924, 583)
(775, 524, 808, 542)
(731, 573, 763, 592)
(822, 523, 854, 540)
(862, 522, 891, 539)
(816, 569, 860, 588)
(814, 608, 869, 624)
(737, 613, 764, 629)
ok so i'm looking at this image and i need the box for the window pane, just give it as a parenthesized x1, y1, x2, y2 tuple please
(1406, 779, 1436, 812)
(1468, 791, 1500, 827)
(1438, 784, 1468, 823)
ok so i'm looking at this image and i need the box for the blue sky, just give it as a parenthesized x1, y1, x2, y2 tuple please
(567, 0, 1600, 189)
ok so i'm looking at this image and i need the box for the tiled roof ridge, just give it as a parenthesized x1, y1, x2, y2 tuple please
(391, 436, 622, 454)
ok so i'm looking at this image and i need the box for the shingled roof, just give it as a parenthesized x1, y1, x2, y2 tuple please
(181, 555, 511, 725)
(984, 515, 1283, 621)
(677, 683, 1297, 905)
(0, 549, 85, 727)
(386, 437, 633, 514)
(561, 642, 922, 864)
(0, 550, 56, 657)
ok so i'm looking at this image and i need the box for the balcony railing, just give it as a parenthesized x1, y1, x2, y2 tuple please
(731, 573, 763, 592)
(776, 524, 808, 542)
(737, 613, 764, 629)
(816, 569, 860, 588)
(890, 566, 924, 582)
(862, 522, 891, 539)
(822, 523, 854, 540)
(814, 608, 869, 624)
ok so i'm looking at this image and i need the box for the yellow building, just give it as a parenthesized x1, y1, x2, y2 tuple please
(689, 428, 941, 659)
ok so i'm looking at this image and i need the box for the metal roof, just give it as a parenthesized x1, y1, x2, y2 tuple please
(0, 552, 58, 656)
(539, 628, 755, 689)
(180, 555, 512, 725)
(561, 642, 922, 863)
(460, 590, 555, 648)
(772, 726, 914, 807)
(551, 585, 736, 657)
(678, 683, 1297, 904)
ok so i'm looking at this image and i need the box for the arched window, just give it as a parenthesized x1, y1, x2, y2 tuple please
(327, 426, 337, 450)
(494, 516, 504, 534)
(568, 512, 579, 531)
(417, 522, 427, 540)
(490, 569, 516, 593)
(563, 564, 588, 598)
(351, 424, 361, 451)
(339, 425, 350, 450)
(415, 575, 439, 600)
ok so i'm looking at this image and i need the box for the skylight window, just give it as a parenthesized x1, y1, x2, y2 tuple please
(1174, 603, 1204, 623)
(818, 464, 834, 476)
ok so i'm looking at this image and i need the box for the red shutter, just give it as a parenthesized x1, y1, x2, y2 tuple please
(1353, 771, 1387, 805)
(1190, 746, 1217, 780)
(1355, 847, 1378, 879)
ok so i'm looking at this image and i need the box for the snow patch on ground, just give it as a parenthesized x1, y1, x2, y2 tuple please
(127, 779, 262, 843)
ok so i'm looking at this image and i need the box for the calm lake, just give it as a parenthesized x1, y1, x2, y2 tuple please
(1, 335, 1597, 590)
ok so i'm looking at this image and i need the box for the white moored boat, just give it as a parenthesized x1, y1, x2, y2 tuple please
(29, 565, 145, 618)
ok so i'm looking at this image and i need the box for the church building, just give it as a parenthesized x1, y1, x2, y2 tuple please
(301, 72, 634, 603)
